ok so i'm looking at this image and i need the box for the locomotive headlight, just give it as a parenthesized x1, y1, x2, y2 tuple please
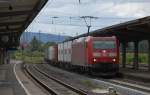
(93, 58, 97, 62)
(112, 59, 116, 62)
(102, 50, 106, 53)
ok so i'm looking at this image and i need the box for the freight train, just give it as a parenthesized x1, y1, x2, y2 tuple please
(45, 36, 119, 75)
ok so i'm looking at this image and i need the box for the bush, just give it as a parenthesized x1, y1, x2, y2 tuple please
(11, 50, 44, 64)
(125, 53, 148, 64)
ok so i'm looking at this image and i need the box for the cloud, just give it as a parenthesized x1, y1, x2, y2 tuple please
(108, 2, 150, 18)
(27, 22, 88, 36)
(27, 0, 150, 36)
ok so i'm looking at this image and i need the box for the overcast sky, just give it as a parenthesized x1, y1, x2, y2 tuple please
(26, 0, 150, 37)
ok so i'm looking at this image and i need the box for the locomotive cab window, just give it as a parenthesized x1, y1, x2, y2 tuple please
(93, 40, 115, 49)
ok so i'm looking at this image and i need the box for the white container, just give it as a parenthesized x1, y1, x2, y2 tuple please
(48, 46, 54, 60)
(58, 43, 64, 62)
(63, 41, 72, 63)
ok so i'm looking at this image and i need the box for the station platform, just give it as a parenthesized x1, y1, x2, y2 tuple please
(120, 67, 150, 83)
(0, 63, 26, 95)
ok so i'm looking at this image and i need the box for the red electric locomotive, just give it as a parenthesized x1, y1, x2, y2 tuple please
(71, 36, 119, 74)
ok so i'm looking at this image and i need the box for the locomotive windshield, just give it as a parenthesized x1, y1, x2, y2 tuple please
(93, 40, 115, 49)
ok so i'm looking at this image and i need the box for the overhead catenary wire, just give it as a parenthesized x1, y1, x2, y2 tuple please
(80, 16, 99, 35)
(39, 16, 134, 26)
(36, 21, 106, 27)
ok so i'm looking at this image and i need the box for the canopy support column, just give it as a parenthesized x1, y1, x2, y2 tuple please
(121, 42, 126, 68)
(148, 40, 150, 71)
(133, 41, 139, 70)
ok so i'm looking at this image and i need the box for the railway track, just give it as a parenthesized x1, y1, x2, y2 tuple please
(108, 79, 150, 93)
(24, 64, 90, 95)
(94, 78, 150, 95)
(25, 63, 150, 95)
(42, 63, 150, 95)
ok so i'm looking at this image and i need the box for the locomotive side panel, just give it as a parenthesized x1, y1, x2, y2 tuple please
(71, 38, 87, 66)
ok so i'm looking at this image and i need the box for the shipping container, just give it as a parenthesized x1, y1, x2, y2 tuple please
(58, 43, 64, 62)
(63, 41, 72, 63)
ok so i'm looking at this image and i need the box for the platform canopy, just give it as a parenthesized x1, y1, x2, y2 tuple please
(0, 0, 48, 48)
(91, 16, 150, 42)
(67, 16, 150, 42)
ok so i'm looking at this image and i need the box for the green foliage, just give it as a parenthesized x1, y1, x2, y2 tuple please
(125, 53, 148, 64)
(29, 36, 42, 51)
(13, 50, 44, 64)
(126, 53, 134, 64)
(11, 36, 56, 64)
(138, 53, 148, 63)
(121, 40, 148, 64)
(42, 42, 56, 50)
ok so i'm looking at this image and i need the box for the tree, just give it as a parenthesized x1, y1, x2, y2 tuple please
(42, 42, 56, 51)
(30, 36, 42, 51)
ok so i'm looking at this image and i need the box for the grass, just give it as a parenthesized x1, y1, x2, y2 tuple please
(22, 56, 43, 64)
(12, 51, 44, 64)
(120, 53, 148, 64)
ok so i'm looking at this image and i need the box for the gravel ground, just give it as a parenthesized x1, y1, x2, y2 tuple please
(35, 63, 150, 95)
(35, 64, 117, 95)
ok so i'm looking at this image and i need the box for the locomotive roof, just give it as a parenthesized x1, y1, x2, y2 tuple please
(62, 36, 116, 44)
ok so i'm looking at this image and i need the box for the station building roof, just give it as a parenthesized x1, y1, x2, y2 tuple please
(66, 16, 150, 42)
(0, 0, 48, 48)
